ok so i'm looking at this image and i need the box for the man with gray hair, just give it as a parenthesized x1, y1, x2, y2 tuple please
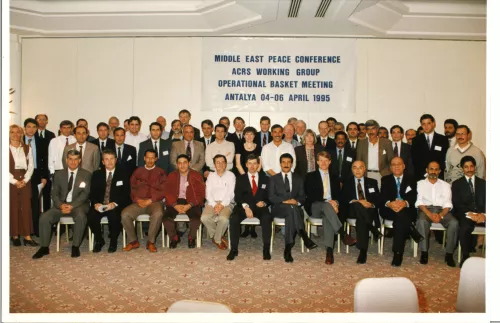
(293, 120, 307, 144)
(356, 119, 394, 188)
(283, 124, 301, 148)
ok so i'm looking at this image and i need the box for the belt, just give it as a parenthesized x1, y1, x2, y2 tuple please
(367, 170, 379, 172)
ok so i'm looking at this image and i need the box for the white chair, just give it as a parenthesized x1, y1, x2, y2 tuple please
(345, 218, 376, 254)
(379, 219, 416, 256)
(306, 217, 341, 253)
(413, 222, 447, 258)
(122, 214, 165, 248)
(354, 277, 419, 312)
(456, 257, 485, 312)
(56, 216, 75, 252)
(270, 218, 304, 253)
(458, 226, 486, 263)
(88, 216, 109, 251)
(167, 300, 232, 313)
(228, 217, 260, 250)
(166, 214, 202, 248)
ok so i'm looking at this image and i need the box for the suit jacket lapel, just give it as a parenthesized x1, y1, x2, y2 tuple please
(378, 140, 384, 171)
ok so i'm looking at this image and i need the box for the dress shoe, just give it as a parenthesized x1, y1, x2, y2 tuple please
(299, 230, 317, 250)
(240, 227, 250, 238)
(392, 252, 403, 267)
(11, 237, 21, 246)
(123, 240, 140, 251)
(250, 226, 258, 238)
(444, 253, 456, 267)
(221, 237, 229, 249)
(93, 239, 105, 253)
(263, 247, 271, 260)
(419, 251, 429, 265)
(108, 245, 117, 253)
(356, 249, 367, 264)
(409, 224, 424, 243)
(23, 238, 39, 247)
(212, 238, 227, 250)
(71, 246, 80, 258)
(284, 243, 294, 263)
(32, 247, 49, 259)
(370, 229, 384, 242)
(227, 249, 238, 261)
(325, 248, 334, 265)
(169, 235, 180, 249)
(342, 234, 357, 246)
(188, 236, 196, 249)
(146, 241, 157, 253)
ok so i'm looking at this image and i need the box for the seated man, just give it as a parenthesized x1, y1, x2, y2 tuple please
(269, 153, 317, 263)
(380, 157, 423, 267)
(88, 149, 131, 253)
(227, 154, 273, 261)
(415, 161, 459, 267)
(339, 160, 381, 264)
(163, 154, 205, 248)
(121, 149, 168, 253)
(305, 151, 356, 265)
(452, 156, 486, 267)
(201, 154, 236, 250)
(33, 149, 92, 259)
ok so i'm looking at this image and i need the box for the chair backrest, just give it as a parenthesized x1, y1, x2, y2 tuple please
(167, 300, 232, 313)
(354, 277, 419, 312)
(456, 257, 485, 312)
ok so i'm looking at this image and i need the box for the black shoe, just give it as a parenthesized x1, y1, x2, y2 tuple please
(23, 238, 39, 247)
(169, 236, 180, 249)
(108, 244, 117, 253)
(371, 229, 384, 242)
(299, 230, 317, 250)
(284, 243, 294, 263)
(409, 225, 424, 243)
(325, 247, 334, 265)
(240, 227, 250, 238)
(71, 246, 80, 258)
(93, 239, 105, 253)
(32, 247, 49, 259)
(263, 246, 271, 260)
(188, 237, 196, 249)
(392, 252, 403, 267)
(227, 249, 238, 261)
(420, 251, 428, 265)
(445, 253, 456, 267)
(11, 237, 21, 246)
(250, 227, 258, 238)
(356, 249, 367, 264)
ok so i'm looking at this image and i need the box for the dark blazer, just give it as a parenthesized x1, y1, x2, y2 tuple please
(330, 146, 356, 183)
(316, 136, 336, 150)
(379, 174, 417, 219)
(268, 172, 306, 207)
(170, 126, 201, 140)
(51, 168, 92, 209)
(23, 135, 49, 179)
(234, 173, 270, 213)
(411, 132, 449, 180)
(227, 132, 244, 152)
(294, 144, 324, 179)
(304, 170, 341, 216)
(116, 144, 137, 174)
(138, 138, 173, 174)
(451, 176, 486, 219)
(89, 166, 132, 214)
(339, 176, 380, 219)
(254, 131, 271, 151)
(91, 138, 116, 152)
(198, 135, 216, 149)
(35, 129, 56, 142)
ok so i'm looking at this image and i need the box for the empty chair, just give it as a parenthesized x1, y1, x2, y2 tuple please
(354, 277, 419, 312)
(167, 300, 232, 313)
(456, 257, 485, 313)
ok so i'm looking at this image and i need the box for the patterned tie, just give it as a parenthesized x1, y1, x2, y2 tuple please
(154, 141, 158, 156)
(103, 171, 112, 205)
(65, 172, 74, 202)
(101, 141, 105, 152)
(251, 175, 258, 196)
(117, 147, 122, 163)
(206, 139, 210, 146)
(263, 134, 267, 145)
(337, 149, 343, 175)
(28, 138, 32, 146)
(186, 142, 192, 160)
(427, 135, 431, 150)
(65, 137, 69, 146)
(394, 143, 399, 157)
(396, 177, 401, 199)
(284, 173, 291, 194)
(357, 179, 365, 200)
(300, 136, 304, 145)
(468, 177, 475, 196)
(323, 172, 329, 199)
(322, 139, 326, 147)
(79, 145, 84, 158)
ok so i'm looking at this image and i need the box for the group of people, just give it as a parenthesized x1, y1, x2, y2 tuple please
(9, 110, 485, 268)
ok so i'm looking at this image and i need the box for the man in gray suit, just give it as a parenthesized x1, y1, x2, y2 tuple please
(138, 122, 172, 174)
(33, 149, 92, 259)
(62, 126, 100, 173)
(170, 124, 205, 173)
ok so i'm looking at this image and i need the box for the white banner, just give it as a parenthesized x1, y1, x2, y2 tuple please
(202, 38, 357, 113)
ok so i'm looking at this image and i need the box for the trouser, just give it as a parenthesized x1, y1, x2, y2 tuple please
(229, 206, 273, 250)
(347, 202, 377, 250)
(39, 204, 89, 248)
(30, 169, 42, 236)
(41, 178, 52, 212)
(201, 204, 233, 243)
(311, 201, 343, 248)
(88, 207, 122, 246)
(382, 208, 413, 253)
(459, 217, 485, 260)
(272, 204, 305, 245)
(416, 206, 459, 254)
(163, 200, 202, 239)
(121, 202, 164, 244)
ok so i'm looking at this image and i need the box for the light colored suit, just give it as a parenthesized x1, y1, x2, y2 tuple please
(356, 137, 394, 177)
(170, 140, 205, 173)
(62, 142, 101, 173)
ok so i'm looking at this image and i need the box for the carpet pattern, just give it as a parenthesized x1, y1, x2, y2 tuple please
(10, 227, 480, 313)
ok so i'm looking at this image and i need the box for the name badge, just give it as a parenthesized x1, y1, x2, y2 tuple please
(79, 182, 86, 188)
(346, 156, 353, 162)
(405, 186, 412, 193)
(261, 184, 266, 189)
(382, 150, 386, 155)
(435, 146, 442, 151)
(127, 155, 132, 161)
(116, 181, 123, 186)
(185, 182, 189, 187)
(163, 150, 169, 156)
(368, 188, 375, 193)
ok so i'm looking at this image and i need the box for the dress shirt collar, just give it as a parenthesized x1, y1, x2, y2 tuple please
(392, 140, 401, 146)
(354, 176, 364, 185)
(281, 171, 291, 179)
(105, 168, 116, 177)
(68, 168, 79, 177)
(465, 175, 475, 184)
(248, 172, 259, 182)
(455, 142, 471, 153)
(425, 131, 435, 141)
(319, 168, 329, 177)
(393, 174, 404, 182)
(76, 142, 86, 150)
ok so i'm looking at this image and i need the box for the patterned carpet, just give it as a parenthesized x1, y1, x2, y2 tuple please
(10, 227, 481, 313)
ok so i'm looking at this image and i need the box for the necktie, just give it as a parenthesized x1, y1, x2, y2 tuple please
(427, 135, 431, 149)
(239, 133, 242, 141)
(284, 173, 291, 194)
(40, 131, 44, 139)
(186, 142, 192, 160)
(251, 175, 257, 196)
(468, 177, 475, 196)
(103, 172, 112, 205)
(337, 149, 343, 175)
(154, 141, 158, 156)
(394, 143, 399, 157)
(323, 173, 329, 199)
(206, 139, 210, 146)
(351, 141, 355, 149)
(101, 142, 105, 152)
(396, 177, 401, 199)
(66, 171, 74, 202)
(117, 147, 122, 163)
(263, 134, 267, 145)
(300, 136, 304, 145)
(28, 139, 32, 148)
(79, 145, 84, 158)
(322, 139, 326, 147)
(65, 137, 69, 146)
(357, 179, 365, 200)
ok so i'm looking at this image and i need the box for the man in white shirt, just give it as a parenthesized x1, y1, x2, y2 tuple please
(205, 124, 235, 172)
(415, 161, 459, 267)
(48, 120, 76, 175)
(261, 124, 296, 176)
(201, 154, 236, 250)
(124, 116, 148, 153)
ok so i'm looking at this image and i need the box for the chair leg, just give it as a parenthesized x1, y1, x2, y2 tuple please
(306, 223, 310, 253)
(139, 221, 143, 239)
(65, 224, 69, 243)
(270, 222, 275, 253)
(413, 241, 418, 258)
(380, 225, 385, 256)
(346, 224, 350, 254)
(482, 235, 485, 255)
(197, 226, 201, 248)
(442, 230, 447, 249)
(337, 233, 341, 254)
(123, 227, 127, 248)
(57, 222, 61, 252)
(88, 227, 93, 252)
(161, 224, 165, 248)
(458, 242, 461, 263)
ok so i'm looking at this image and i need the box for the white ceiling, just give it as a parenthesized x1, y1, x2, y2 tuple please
(10, 0, 486, 40)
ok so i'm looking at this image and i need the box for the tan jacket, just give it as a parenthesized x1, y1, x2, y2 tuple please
(356, 137, 394, 176)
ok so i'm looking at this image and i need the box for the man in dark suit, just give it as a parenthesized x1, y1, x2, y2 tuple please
(138, 122, 173, 174)
(226, 117, 245, 147)
(339, 160, 382, 264)
(35, 114, 55, 213)
(390, 125, 414, 176)
(330, 131, 356, 184)
(380, 157, 423, 266)
(113, 127, 137, 175)
(88, 149, 131, 253)
(254, 116, 271, 151)
(199, 119, 216, 148)
(346, 122, 360, 152)
(23, 118, 49, 237)
(268, 153, 317, 262)
(33, 149, 92, 259)
(91, 122, 116, 155)
(171, 109, 201, 140)
(452, 156, 486, 267)
(227, 154, 273, 261)
(317, 121, 336, 150)
(305, 151, 357, 264)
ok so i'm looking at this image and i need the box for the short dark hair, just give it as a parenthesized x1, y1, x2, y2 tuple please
(280, 153, 294, 163)
(96, 122, 109, 131)
(358, 123, 366, 128)
(149, 122, 163, 132)
(417, 126, 424, 133)
(271, 124, 283, 132)
(66, 149, 81, 159)
(243, 126, 257, 137)
(245, 153, 260, 164)
(365, 119, 380, 129)
(214, 124, 227, 133)
(420, 114, 435, 123)
(201, 119, 214, 128)
(59, 120, 73, 128)
(171, 119, 181, 127)
(444, 119, 458, 129)
(457, 124, 471, 134)
(460, 155, 476, 168)
(24, 118, 38, 127)
(183, 124, 194, 133)
(390, 125, 404, 134)
(178, 109, 191, 117)
(176, 153, 191, 162)
(378, 126, 388, 132)
(129, 116, 142, 124)
(326, 117, 337, 123)
(213, 154, 227, 164)
(114, 127, 125, 135)
(233, 116, 245, 124)
(260, 116, 271, 123)
(35, 114, 48, 120)
(74, 125, 88, 134)
(144, 148, 157, 158)
(76, 118, 88, 126)
(405, 128, 416, 136)
(124, 119, 130, 124)
(219, 116, 230, 124)
(347, 122, 359, 131)
(334, 131, 348, 140)
(101, 148, 116, 158)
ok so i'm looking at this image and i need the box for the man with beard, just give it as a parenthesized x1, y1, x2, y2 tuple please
(405, 129, 417, 145)
(170, 119, 183, 141)
(444, 119, 458, 148)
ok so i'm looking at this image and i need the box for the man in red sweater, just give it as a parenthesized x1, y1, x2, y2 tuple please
(121, 149, 168, 252)
(163, 154, 206, 248)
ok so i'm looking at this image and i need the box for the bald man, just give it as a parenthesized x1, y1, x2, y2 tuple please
(156, 116, 169, 140)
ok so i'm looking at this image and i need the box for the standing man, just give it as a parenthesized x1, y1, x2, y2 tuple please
(170, 119, 183, 141)
(205, 124, 235, 172)
(317, 121, 335, 150)
(330, 131, 356, 184)
(76, 119, 96, 142)
(415, 161, 458, 267)
(261, 125, 296, 176)
(334, 122, 345, 134)
(405, 129, 417, 145)
(156, 116, 170, 139)
(199, 119, 215, 149)
(123, 119, 130, 132)
(138, 122, 173, 174)
(170, 124, 205, 173)
(226, 117, 246, 146)
(358, 123, 367, 140)
(377, 127, 389, 139)
(444, 119, 458, 148)
(219, 117, 231, 135)
(283, 124, 301, 148)
(346, 122, 360, 151)
(390, 125, 413, 176)
(254, 116, 271, 151)
(33, 150, 92, 259)
(124, 116, 148, 153)
(293, 120, 307, 144)
(92, 122, 116, 170)
(113, 127, 137, 175)
(176, 109, 201, 139)
(108, 116, 120, 139)
(48, 120, 76, 176)
(326, 117, 337, 139)
(63, 126, 100, 174)
(35, 114, 56, 142)
(88, 149, 131, 253)
(121, 149, 168, 253)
